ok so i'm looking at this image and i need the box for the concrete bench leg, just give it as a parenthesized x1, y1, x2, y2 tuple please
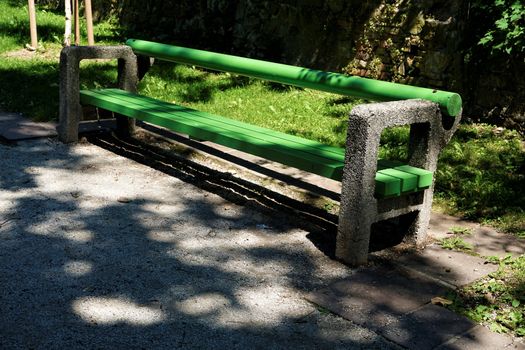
(337, 119, 381, 266)
(58, 46, 139, 143)
(336, 100, 461, 266)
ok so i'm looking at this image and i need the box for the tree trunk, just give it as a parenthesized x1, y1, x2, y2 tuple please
(27, 0, 38, 50)
(85, 0, 94, 45)
(64, 0, 71, 46)
(74, 0, 80, 45)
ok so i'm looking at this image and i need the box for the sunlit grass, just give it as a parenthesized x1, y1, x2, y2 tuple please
(139, 63, 361, 147)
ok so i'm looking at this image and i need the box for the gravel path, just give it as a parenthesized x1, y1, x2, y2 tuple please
(0, 138, 397, 349)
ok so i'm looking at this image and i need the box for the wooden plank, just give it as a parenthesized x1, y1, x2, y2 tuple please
(80, 89, 432, 197)
(80, 90, 344, 179)
(379, 160, 433, 189)
(98, 88, 346, 161)
(394, 165, 433, 189)
(377, 168, 418, 193)
(375, 173, 402, 198)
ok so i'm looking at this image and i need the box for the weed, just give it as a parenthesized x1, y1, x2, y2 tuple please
(448, 226, 473, 235)
(447, 254, 525, 337)
(439, 236, 474, 252)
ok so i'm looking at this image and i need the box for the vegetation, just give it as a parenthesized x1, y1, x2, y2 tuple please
(0, 0, 120, 119)
(0, 0, 523, 339)
(439, 236, 475, 253)
(447, 255, 525, 337)
(138, 63, 360, 148)
(474, 0, 525, 55)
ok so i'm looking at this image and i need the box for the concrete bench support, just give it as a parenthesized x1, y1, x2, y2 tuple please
(58, 46, 139, 143)
(337, 100, 460, 265)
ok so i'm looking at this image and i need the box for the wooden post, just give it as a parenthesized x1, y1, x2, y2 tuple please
(74, 0, 80, 45)
(64, 0, 72, 46)
(85, 0, 94, 45)
(27, 0, 38, 50)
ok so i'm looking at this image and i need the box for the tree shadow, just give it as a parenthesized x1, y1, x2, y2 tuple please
(0, 134, 498, 348)
(0, 137, 383, 348)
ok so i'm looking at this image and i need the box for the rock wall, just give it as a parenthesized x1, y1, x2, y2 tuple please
(118, 0, 524, 130)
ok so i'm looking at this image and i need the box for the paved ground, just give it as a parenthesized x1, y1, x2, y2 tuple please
(1, 114, 524, 349)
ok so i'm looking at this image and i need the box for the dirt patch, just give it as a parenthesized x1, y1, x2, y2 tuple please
(2, 46, 61, 60)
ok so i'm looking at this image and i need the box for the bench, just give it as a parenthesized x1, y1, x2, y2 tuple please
(58, 40, 462, 265)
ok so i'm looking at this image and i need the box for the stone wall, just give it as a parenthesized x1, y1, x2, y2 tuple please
(118, 0, 523, 131)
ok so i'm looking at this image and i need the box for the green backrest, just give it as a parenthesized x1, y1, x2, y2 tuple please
(126, 39, 462, 117)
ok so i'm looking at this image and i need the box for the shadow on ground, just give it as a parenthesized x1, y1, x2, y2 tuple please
(0, 134, 493, 349)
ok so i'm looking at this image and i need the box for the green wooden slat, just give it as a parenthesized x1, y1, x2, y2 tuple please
(394, 165, 433, 189)
(379, 159, 433, 189)
(98, 88, 346, 161)
(377, 168, 418, 193)
(88, 89, 432, 193)
(375, 173, 401, 197)
(80, 88, 432, 198)
(80, 90, 344, 180)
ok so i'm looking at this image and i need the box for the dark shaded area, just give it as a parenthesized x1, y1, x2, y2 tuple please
(0, 137, 386, 349)
(0, 21, 62, 47)
(118, 0, 382, 71)
(0, 60, 117, 122)
(88, 131, 339, 250)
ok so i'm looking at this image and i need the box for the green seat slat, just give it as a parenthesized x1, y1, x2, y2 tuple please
(375, 173, 401, 198)
(80, 88, 433, 198)
(99, 88, 347, 161)
(80, 89, 344, 179)
(393, 165, 433, 189)
(377, 168, 417, 193)
(378, 159, 433, 189)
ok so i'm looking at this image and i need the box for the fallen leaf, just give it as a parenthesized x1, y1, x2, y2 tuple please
(431, 296, 453, 306)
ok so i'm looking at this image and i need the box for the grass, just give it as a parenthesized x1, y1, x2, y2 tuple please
(0, 0, 123, 54)
(447, 255, 525, 337)
(138, 63, 362, 147)
(439, 236, 475, 253)
(434, 124, 525, 237)
(0, 0, 121, 119)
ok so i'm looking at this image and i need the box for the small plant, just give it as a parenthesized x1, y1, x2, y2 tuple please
(446, 254, 525, 337)
(448, 226, 473, 235)
(475, 0, 525, 55)
(439, 237, 474, 252)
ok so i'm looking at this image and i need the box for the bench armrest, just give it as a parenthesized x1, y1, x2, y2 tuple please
(337, 99, 461, 265)
(58, 45, 139, 143)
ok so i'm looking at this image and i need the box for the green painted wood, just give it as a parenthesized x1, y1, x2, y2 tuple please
(394, 165, 433, 189)
(95, 88, 346, 161)
(80, 89, 344, 180)
(377, 168, 418, 193)
(82, 89, 345, 175)
(80, 88, 433, 198)
(126, 39, 462, 117)
(375, 173, 401, 198)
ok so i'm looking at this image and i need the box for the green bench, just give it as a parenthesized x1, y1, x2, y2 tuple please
(58, 40, 462, 265)
(79, 88, 432, 198)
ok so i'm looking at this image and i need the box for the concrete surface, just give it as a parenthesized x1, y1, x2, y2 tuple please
(0, 112, 57, 140)
(0, 138, 394, 349)
(1, 114, 524, 349)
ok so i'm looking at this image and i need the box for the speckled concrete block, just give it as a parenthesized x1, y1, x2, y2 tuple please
(58, 46, 139, 143)
(337, 100, 461, 265)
